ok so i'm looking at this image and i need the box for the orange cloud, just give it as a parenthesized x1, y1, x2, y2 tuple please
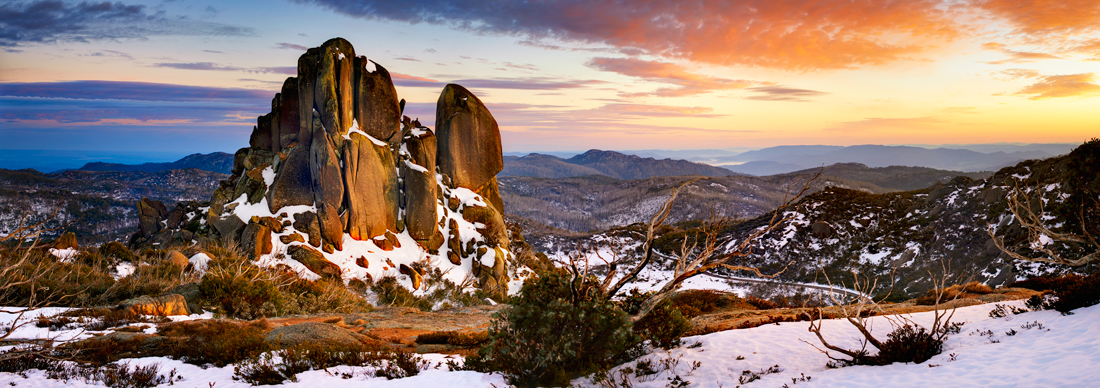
(304, 0, 961, 71)
(586, 57, 759, 97)
(976, 0, 1100, 33)
(1013, 73, 1100, 99)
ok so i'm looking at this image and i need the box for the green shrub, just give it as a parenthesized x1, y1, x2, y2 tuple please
(233, 343, 427, 385)
(199, 264, 281, 319)
(160, 319, 272, 367)
(466, 270, 641, 387)
(371, 276, 432, 311)
(871, 324, 943, 365)
(414, 331, 489, 347)
(1010, 274, 1100, 313)
(632, 298, 692, 350)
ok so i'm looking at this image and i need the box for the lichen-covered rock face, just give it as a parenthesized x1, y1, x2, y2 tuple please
(435, 84, 504, 192)
(136, 38, 520, 296)
(344, 132, 399, 240)
(401, 126, 439, 246)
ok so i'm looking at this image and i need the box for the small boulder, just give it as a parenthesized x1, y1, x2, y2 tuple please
(240, 222, 273, 259)
(165, 251, 189, 270)
(52, 232, 78, 250)
(288, 245, 341, 279)
(399, 264, 422, 291)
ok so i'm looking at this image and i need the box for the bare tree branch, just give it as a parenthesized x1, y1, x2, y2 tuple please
(986, 179, 1100, 266)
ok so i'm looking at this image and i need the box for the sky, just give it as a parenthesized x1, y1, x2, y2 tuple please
(0, 0, 1098, 157)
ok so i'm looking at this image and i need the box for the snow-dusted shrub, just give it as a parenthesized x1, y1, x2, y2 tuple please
(466, 270, 641, 387)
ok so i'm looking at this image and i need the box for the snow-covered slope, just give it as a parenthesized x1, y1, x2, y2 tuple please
(5, 299, 1097, 387)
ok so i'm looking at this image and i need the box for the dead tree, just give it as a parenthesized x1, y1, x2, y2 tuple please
(805, 264, 959, 365)
(562, 171, 821, 322)
(0, 205, 83, 359)
(987, 180, 1100, 266)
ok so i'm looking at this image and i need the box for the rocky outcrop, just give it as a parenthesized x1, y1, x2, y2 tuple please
(133, 38, 516, 295)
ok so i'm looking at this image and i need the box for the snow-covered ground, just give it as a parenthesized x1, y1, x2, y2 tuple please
(3, 299, 1097, 387)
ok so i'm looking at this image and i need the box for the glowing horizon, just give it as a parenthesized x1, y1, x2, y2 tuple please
(1, 0, 1097, 154)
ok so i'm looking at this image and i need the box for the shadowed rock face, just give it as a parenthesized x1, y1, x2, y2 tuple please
(435, 84, 504, 193)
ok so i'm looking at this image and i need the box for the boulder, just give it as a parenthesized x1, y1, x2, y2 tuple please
(165, 251, 189, 270)
(399, 264, 422, 290)
(267, 145, 314, 213)
(475, 177, 505, 215)
(293, 212, 322, 247)
(120, 294, 190, 316)
(266, 322, 365, 349)
(280, 233, 306, 244)
(461, 204, 509, 249)
(435, 84, 503, 190)
(402, 127, 439, 246)
(288, 245, 341, 279)
(240, 222, 273, 259)
(165, 207, 184, 229)
(163, 283, 203, 315)
(343, 132, 399, 240)
(137, 198, 168, 237)
(297, 47, 319, 148)
(52, 232, 78, 250)
(355, 57, 401, 141)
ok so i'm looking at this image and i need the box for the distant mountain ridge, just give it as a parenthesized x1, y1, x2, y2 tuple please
(718, 144, 1059, 175)
(78, 152, 233, 174)
(501, 149, 737, 179)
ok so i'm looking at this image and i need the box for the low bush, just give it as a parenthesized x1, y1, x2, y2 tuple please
(870, 324, 943, 365)
(1009, 274, 1100, 313)
(414, 330, 489, 347)
(371, 275, 433, 311)
(669, 289, 747, 317)
(632, 298, 692, 350)
(199, 263, 282, 319)
(466, 270, 641, 387)
(233, 343, 427, 385)
(0, 346, 181, 388)
(159, 319, 272, 367)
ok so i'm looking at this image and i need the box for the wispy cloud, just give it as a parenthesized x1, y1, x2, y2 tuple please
(153, 62, 296, 75)
(1013, 73, 1100, 99)
(390, 73, 604, 91)
(296, 0, 960, 71)
(981, 43, 1062, 64)
(744, 86, 827, 102)
(0, 0, 254, 47)
(0, 80, 271, 102)
(275, 42, 309, 51)
(586, 57, 759, 97)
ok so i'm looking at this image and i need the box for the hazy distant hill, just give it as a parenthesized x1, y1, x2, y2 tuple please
(79, 152, 233, 174)
(719, 145, 1053, 175)
(778, 163, 993, 191)
(501, 149, 737, 179)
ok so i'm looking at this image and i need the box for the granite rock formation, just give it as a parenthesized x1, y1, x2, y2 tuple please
(132, 38, 513, 294)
